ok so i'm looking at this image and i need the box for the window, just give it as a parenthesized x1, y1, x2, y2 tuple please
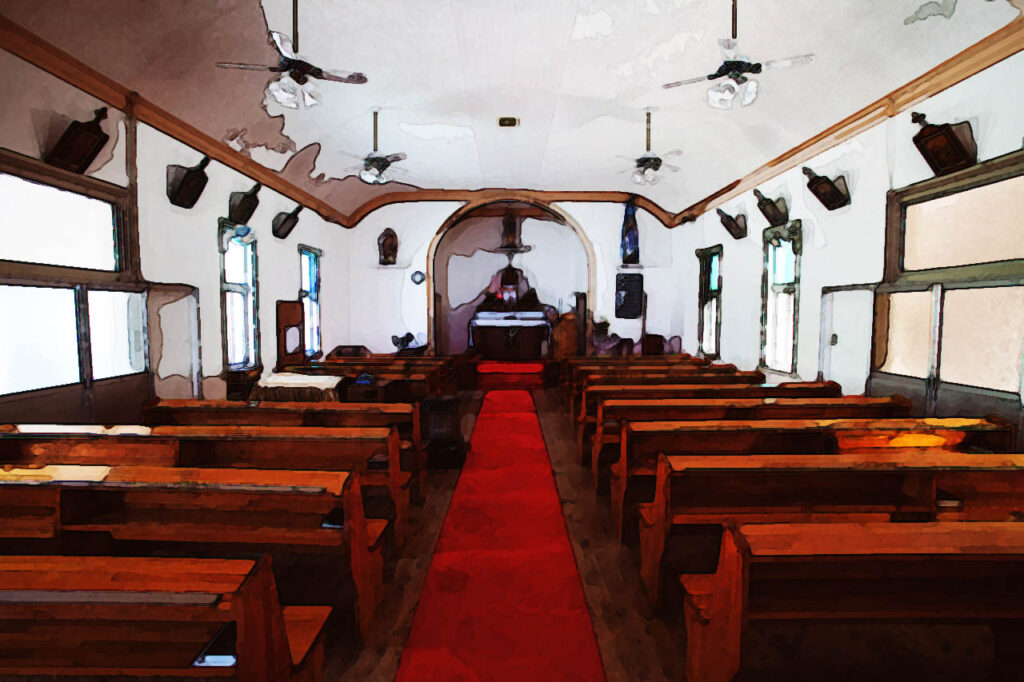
(299, 246, 321, 356)
(88, 290, 147, 380)
(761, 224, 801, 374)
(220, 223, 259, 369)
(875, 148, 1024, 412)
(696, 245, 722, 357)
(0, 285, 80, 395)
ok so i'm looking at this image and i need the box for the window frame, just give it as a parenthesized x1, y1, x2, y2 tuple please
(760, 222, 802, 376)
(219, 219, 260, 371)
(696, 244, 723, 359)
(297, 244, 322, 358)
(873, 148, 1024, 410)
(0, 150, 147, 398)
(0, 148, 139, 286)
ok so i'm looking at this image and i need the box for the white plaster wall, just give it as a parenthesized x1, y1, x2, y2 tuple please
(340, 202, 463, 353)
(676, 50, 1024, 392)
(0, 49, 127, 186)
(554, 202, 678, 343)
(136, 124, 347, 394)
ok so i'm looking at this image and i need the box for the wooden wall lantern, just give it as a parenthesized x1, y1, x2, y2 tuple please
(43, 107, 110, 174)
(228, 183, 261, 225)
(802, 166, 851, 210)
(753, 189, 789, 227)
(716, 208, 747, 239)
(166, 156, 211, 208)
(911, 112, 977, 176)
(272, 205, 302, 239)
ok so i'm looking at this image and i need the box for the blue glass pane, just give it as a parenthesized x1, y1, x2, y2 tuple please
(709, 254, 720, 291)
(772, 241, 795, 284)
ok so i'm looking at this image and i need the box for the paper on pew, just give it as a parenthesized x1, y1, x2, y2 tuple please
(0, 465, 111, 483)
(258, 373, 342, 389)
(14, 424, 152, 436)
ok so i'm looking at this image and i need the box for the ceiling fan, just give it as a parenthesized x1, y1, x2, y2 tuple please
(342, 111, 408, 185)
(662, 0, 814, 109)
(618, 111, 681, 186)
(216, 27, 367, 110)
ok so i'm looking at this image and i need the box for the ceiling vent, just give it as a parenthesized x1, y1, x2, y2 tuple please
(497, 117, 520, 128)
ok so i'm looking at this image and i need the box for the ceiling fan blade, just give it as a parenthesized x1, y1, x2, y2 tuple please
(764, 54, 816, 70)
(385, 152, 408, 163)
(270, 31, 297, 59)
(216, 62, 275, 71)
(318, 68, 368, 84)
(338, 150, 369, 161)
(342, 164, 365, 173)
(661, 149, 683, 156)
(662, 75, 709, 89)
(663, 162, 681, 172)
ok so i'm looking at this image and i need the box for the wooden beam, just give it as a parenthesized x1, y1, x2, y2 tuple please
(680, 16, 1024, 220)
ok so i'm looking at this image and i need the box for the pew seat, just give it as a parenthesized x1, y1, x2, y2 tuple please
(682, 522, 1024, 682)
(638, 450, 1024, 603)
(0, 554, 329, 681)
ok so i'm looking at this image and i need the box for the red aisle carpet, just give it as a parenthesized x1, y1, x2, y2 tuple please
(396, 390, 606, 682)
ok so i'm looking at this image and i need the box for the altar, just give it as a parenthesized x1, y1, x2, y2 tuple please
(470, 311, 550, 360)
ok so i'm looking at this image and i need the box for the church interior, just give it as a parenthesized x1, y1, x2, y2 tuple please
(1, 1, 1024, 680)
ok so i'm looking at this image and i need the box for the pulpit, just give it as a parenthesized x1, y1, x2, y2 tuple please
(470, 312, 550, 360)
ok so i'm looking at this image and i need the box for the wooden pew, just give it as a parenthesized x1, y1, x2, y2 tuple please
(575, 381, 843, 463)
(587, 395, 912, 474)
(682, 522, 1024, 682)
(142, 399, 427, 504)
(562, 354, 708, 401)
(0, 463, 383, 636)
(0, 424, 411, 546)
(284, 364, 435, 401)
(639, 450, 1024, 603)
(570, 368, 764, 420)
(611, 416, 1014, 538)
(0, 553, 329, 680)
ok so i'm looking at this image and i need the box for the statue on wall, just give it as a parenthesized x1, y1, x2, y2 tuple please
(378, 228, 398, 265)
(620, 199, 640, 265)
(500, 210, 519, 249)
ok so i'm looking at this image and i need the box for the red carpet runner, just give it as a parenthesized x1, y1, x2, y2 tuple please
(396, 390, 606, 681)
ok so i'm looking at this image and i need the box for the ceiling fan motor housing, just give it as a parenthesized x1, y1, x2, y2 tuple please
(637, 156, 662, 172)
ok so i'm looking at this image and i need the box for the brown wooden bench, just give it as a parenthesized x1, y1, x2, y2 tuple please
(562, 355, 709, 402)
(611, 416, 1015, 538)
(569, 368, 764, 420)
(0, 553, 329, 680)
(587, 395, 912, 474)
(639, 450, 1024, 603)
(682, 522, 1024, 682)
(284, 365, 436, 401)
(0, 424, 411, 546)
(575, 381, 843, 463)
(142, 399, 427, 504)
(0, 463, 383, 636)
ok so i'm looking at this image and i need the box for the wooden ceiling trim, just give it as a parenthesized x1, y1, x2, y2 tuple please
(679, 15, 1024, 220)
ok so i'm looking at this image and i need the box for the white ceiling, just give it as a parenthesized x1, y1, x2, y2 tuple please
(255, 0, 1018, 212)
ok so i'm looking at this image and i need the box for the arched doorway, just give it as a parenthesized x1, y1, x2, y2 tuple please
(426, 199, 596, 355)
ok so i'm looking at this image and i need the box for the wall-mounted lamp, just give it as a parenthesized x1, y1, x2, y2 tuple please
(43, 107, 110, 174)
(716, 208, 747, 239)
(228, 183, 261, 225)
(802, 167, 850, 210)
(272, 205, 302, 239)
(911, 112, 977, 177)
(753, 189, 788, 227)
(166, 156, 211, 208)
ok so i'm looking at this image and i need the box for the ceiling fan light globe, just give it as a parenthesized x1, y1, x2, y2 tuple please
(707, 82, 737, 110)
(631, 169, 645, 185)
(359, 168, 379, 183)
(301, 83, 321, 108)
(739, 79, 759, 106)
(378, 171, 392, 184)
(644, 168, 659, 184)
(267, 76, 301, 109)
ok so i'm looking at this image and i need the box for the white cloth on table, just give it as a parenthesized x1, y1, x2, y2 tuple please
(257, 373, 343, 389)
